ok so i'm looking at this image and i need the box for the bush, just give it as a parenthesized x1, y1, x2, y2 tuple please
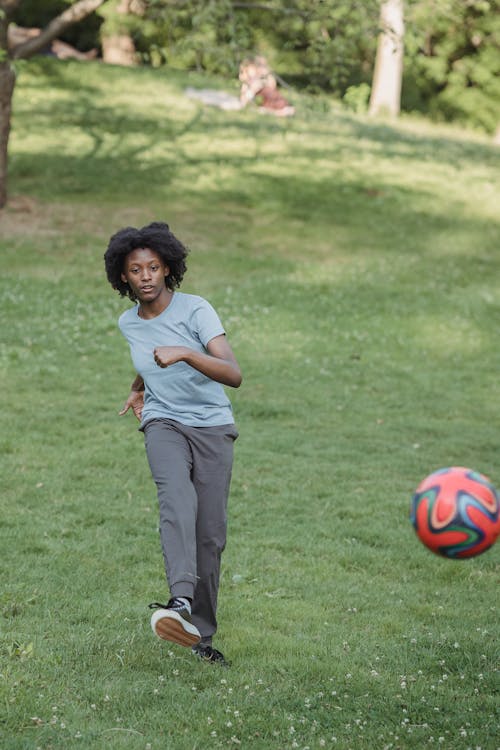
(343, 82, 371, 114)
(403, 0, 500, 134)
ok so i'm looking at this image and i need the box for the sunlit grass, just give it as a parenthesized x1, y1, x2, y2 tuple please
(0, 58, 499, 749)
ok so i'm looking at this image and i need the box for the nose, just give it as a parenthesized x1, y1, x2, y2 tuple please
(140, 266, 152, 280)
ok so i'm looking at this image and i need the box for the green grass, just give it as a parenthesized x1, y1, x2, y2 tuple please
(1, 58, 499, 749)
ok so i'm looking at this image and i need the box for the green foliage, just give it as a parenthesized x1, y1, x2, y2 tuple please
(264, 0, 379, 93)
(1, 59, 499, 750)
(98, 0, 144, 37)
(136, 0, 255, 73)
(404, 0, 500, 133)
(139, 0, 380, 90)
(342, 81, 370, 113)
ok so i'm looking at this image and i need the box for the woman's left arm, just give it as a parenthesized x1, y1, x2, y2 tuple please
(153, 334, 242, 388)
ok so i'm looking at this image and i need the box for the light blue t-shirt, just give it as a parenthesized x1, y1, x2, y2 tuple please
(118, 292, 234, 428)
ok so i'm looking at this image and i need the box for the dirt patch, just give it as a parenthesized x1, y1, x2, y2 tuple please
(0, 197, 126, 239)
(0, 197, 201, 242)
(0, 195, 64, 237)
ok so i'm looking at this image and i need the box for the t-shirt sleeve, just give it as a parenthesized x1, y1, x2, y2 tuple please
(118, 309, 130, 338)
(193, 298, 226, 347)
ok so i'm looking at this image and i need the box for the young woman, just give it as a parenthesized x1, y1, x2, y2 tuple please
(104, 221, 242, 664)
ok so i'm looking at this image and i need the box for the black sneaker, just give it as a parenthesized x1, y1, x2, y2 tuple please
(192, 643, 229, 666)
(149, 599, 201, 647)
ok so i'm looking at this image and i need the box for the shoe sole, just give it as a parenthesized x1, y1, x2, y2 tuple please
(150, 610, 201, 647)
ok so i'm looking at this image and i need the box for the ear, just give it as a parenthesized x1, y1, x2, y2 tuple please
(121, 272, 128, 283)
(164, 264, 170, 279)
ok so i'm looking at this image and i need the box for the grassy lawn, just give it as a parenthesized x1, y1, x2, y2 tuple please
(1, 58, 499, 749)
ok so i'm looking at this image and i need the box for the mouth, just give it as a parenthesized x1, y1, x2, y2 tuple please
(141, 285, 154, 292)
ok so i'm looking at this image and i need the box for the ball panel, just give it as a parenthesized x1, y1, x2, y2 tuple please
(410, 466, 500, 559)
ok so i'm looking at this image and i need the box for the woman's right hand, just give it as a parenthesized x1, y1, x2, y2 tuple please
(119, 390, 144, 421)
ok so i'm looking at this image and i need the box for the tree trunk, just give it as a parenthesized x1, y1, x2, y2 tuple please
(101, 0, 136, 66)
(0, 61, 15, 209)
(101, 32, 136, 65)
(369, 0, 404, 118)
(0, 1, 18, 209)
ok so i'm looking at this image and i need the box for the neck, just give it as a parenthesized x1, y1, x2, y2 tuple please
(138, 289, 173, 319)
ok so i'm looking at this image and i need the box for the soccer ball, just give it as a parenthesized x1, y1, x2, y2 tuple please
(410, 467, 500, 559)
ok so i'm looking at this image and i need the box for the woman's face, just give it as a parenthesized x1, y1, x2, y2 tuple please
(121, 247, 170, 304)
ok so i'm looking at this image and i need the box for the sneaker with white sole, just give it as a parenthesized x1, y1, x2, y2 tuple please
(149, 599, 201, 647)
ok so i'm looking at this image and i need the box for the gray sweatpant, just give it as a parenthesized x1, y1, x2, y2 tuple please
(143, 418, 238, 643)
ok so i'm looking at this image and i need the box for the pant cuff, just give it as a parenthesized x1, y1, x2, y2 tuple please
(170, 581, 196, 600)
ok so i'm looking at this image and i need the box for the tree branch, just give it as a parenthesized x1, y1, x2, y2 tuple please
(10, 0, 108, 60)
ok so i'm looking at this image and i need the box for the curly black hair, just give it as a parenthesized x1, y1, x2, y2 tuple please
(104, 221, 188, 301)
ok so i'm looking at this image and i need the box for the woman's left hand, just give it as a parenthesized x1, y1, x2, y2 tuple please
(153, 346, 188, 368)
